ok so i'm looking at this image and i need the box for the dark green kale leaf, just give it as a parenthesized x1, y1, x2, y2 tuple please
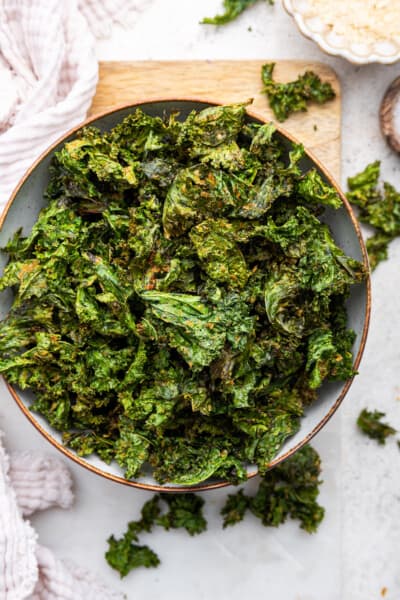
(162, 165, 235, 238)
(114, 427, 150, 479)
(131, 495, 162, 535)
(347, 161, 400, 269)
(157, 493, 207, 536)
(347, 161, 381, 208)
(261, 63, 335, 122)
(221, 488, 250, 528)
(221, 445, 325, 533)
(178, 103, 247, 158)
(141, 291, 226, 369)
(105, 535, 160, 578)
(297, 169, 342, 209)
(365, 232, 393, 270)
(152, 442, 246, 486)
(190, 218, 249, 289)
(201, 0, 273, 26)
(105, 495, 162, 577)
(106, 492, 207, 577)
(250, 445, 324, 532)
(357, 409, 396, 445)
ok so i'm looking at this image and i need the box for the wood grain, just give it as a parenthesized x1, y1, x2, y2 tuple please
(89, 60, 341, 178)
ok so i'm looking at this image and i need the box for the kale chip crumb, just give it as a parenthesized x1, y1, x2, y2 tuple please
(202, 0, 273, 26)
(347, 161, 400, 270)
(357, 409, 396, 445)
(221, 445, 325, 533)
(261, 63, 335, 122)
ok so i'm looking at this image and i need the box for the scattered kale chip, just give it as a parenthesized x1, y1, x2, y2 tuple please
(106, 493, 206, 577)
(157, 493, 207, 535)
(347, 161, 400, 269)
(105, 536, 160, 578)
(221, 445, 325, 533)
(261, 63, 335, 122)
(0, 103, 366, 486)
(357, 409, 396, 445)
(202, 0, 273, 26)
(108, 449, 324, 578)
(105, 496, 161, 577)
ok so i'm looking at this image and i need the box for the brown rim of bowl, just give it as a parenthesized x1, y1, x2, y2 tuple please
(1, 97, 371, 493)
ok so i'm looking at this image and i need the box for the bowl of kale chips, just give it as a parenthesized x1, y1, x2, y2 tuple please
(0, 100, 370, 491)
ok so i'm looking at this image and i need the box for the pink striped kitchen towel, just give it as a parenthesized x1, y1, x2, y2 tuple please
(0, 0, 148, 208)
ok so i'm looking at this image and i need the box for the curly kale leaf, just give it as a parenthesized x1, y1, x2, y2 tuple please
(105, 536, 160, 578)
(236, 407, 301, 473)
(105, 495, 162, 577)
(347, 161, 400, 269)
(347, 160, 381, 208)
(0, 104, 365, 486)
(141, 291, 226, 369)
(221, 445, 324, 533)
(261, 63, 335, 122)
(306, 327, 356, 389)
(221, 488, 250, 527)
(357, 409, 396, 445)
(114, 427, 150, 479)
(178, 103, 247, 157)
(365, 232, 392, 270)
(152, 442, 246, 486)
(250, 445, 324, 532)
(157, 493, 207, 536)
(201, 0, 273, 25)
(162, 165, 235, 238)
(360, 181, 400, 235)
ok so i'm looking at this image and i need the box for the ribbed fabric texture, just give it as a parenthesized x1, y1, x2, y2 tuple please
(0, 439, 38, 600)
(9, 452, 74, 517)
(0, 438, 124, 599)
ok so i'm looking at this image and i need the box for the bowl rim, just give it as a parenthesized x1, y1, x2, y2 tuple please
(1, 96, 371, 493)
(282, 0, 400, 65)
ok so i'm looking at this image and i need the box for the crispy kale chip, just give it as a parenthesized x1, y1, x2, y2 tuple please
(347, 161, 400, 269)
(157, 493, 207, 536)
(201, 0, 273, 26)
(221, 488, 250, 527)
(105, 536, 160, 578)
(261, 63, 335, 122)
(0, 104, 366, 486)
(221, 445, 325, 533)
(105, 496, 161, 578)
(357, 409, 396, 445)
(106, 493, 206, 577)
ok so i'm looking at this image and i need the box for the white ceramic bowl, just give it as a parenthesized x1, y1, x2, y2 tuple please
(283, 0, 400, 65)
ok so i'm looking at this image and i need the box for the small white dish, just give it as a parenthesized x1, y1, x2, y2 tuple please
(283, 0, 400, 65)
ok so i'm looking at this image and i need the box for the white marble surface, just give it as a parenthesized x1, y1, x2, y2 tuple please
(2, 1, 400, 599)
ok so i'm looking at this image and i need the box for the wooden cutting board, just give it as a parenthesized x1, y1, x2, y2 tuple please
(89, 60, 341, 179)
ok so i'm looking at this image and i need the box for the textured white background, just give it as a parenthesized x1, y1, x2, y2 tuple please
(1, 1, 400, 599)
